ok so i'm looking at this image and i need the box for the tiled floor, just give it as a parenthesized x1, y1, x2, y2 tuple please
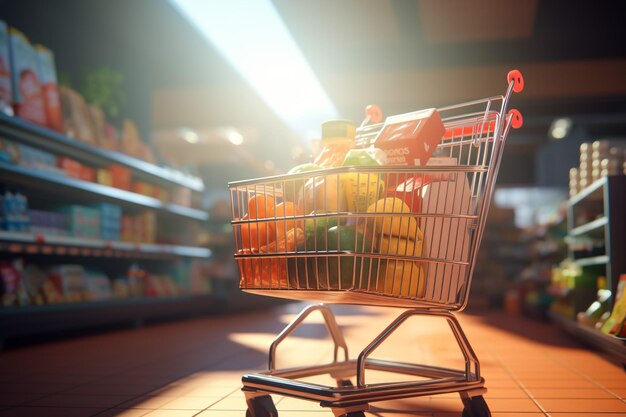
(0, 301, 625, 416)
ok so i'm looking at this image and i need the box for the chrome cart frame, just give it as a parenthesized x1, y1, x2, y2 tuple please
(229, 70, 524, 417)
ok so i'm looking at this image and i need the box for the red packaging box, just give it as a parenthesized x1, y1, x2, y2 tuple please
(373, 108, 445, 167)
(34, 44, 63, 132)
(110, 165, 131, 190)
(79, 165, 95, 182)
(57, 157, 82, 179)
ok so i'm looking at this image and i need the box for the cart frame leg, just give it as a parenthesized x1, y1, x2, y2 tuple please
(357, 309, 481, 387)
(269, 303, 349, 372)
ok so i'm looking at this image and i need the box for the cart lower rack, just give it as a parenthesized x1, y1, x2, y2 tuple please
(229, 70, 524, 417)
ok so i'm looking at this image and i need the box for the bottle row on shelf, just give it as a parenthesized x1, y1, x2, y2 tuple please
(0, 137, 194, 207)
(569, 139, 626, 198)
(0, 187, 158, 244)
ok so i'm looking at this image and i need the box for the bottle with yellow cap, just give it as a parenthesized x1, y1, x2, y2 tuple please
(313, 119, 356, 168)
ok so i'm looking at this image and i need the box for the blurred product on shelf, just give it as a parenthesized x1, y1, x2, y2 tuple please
(121, 211, 156, 243)
(0, 188, 29, 231)
(34, 44, 63, 132)
(0, 20, 13, 115)
(93, 203, 122, 241)
(120, 118, 154, 163)
(0, 257, 195, 308)
(28, 209, 67, 236)
(601, 274, 626, 337)
(59, 85, 97, 144)
(570, 140, 626, 196)
(8, 27, 46, 126)
(60, 205, 100, 239)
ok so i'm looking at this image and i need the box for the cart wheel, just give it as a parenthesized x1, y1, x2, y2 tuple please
(340, 412, 366, 417)
(246, 395, 278, 417)
(461, 395, 491, 417)
(337, 378, 354, 387)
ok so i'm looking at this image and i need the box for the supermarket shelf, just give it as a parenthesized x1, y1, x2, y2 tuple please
(568, 176, 606, 206)
(0, 295, 216, 341)
(0, 231, 211, 259)
(549, 311, 626, 366)
(0, 113, 204, 192)
(0, 163, 208, 221)
(569, 216, 608, 237)
(574, 255, 610, 267)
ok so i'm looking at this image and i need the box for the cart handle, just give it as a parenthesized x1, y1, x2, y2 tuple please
(507, 69, 524, 93)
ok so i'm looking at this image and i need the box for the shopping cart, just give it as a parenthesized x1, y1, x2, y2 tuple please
(228, 70, 524, 417)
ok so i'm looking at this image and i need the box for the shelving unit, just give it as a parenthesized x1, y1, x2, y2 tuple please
(551, 175, 626, 364)
(0, 114, 214, 340)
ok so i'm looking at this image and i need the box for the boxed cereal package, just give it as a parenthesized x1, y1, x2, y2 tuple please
(8, 28, 46, 126)
(0, 20, 13, 115)
(34, 44, 63, 132)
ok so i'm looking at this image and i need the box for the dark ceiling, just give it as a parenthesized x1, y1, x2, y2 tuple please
(1, 0, 626, 185)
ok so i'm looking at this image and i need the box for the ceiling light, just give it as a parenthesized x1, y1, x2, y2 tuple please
(550, 118, 572, 140)
(178, 127, 199, 144)
(226, 129, 244, 146)
(169, 0, 339, 142)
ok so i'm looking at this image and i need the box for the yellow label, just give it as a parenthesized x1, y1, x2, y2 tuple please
(343, 173, 385, 213)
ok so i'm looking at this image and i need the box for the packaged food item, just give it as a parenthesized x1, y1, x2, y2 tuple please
(34, 44, 63, 132)
(313, 119, 356, 168)
(58, 85, 97, 144)
(57, 156, 83, 179)
(342, 147, 386, 213)
(8, 28, 46, 126)
(60, 205, 100, 239)
(109, 164, 132, 190)
(17, 143, 57, 171)
(97, 168, 113, 186)
(83, 270, 113, 301)
(0, 20, 13, 115)
(373, 108, 445, 167)
(48, 264, 85, 303)
(91, 203, 121, 241)
(1, 259, 29, 306)
(419, 173, 473, 303)
(0, 189, 30, 232)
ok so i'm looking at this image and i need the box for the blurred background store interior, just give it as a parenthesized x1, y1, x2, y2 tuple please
(0, 0, 625, 367)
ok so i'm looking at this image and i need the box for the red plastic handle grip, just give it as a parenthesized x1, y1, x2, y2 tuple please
(507, 69, 524, 93)
(365, 104, 383, 124)
(508, 109, 523, 129)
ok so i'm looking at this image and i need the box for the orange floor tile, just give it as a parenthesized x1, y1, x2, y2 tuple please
(0, 301, 625, 416)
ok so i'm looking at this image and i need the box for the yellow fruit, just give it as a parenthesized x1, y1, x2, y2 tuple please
(366, 197, 418, 239)
(378, 234, 424, 257)
(376, 260, 426, 298)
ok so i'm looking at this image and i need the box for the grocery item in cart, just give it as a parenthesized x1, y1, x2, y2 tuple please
(298, 172, 347, 214)
(341, 147, 386, 213)
(373, 108, 445, 166)
(313, 119, 356, 168)
(420, 171, 473, 303)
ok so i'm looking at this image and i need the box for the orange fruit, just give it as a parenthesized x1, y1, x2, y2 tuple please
(247, 194, 275, 219)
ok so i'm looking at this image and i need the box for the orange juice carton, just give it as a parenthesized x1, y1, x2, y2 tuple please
(0, 20, 13, 115)
(373, 108, 445, 188)
(34, 44, 63, 132)
(8, 28, 46, 126)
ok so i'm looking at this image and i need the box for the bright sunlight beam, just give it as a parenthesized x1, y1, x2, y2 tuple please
(169, 0, 339, 141)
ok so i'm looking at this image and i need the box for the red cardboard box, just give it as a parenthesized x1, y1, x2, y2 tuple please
(57, 157, 82, 179)
(373, 108, 445, 167)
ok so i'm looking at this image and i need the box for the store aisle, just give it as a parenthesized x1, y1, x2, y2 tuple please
(0, 302, 625, 417)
